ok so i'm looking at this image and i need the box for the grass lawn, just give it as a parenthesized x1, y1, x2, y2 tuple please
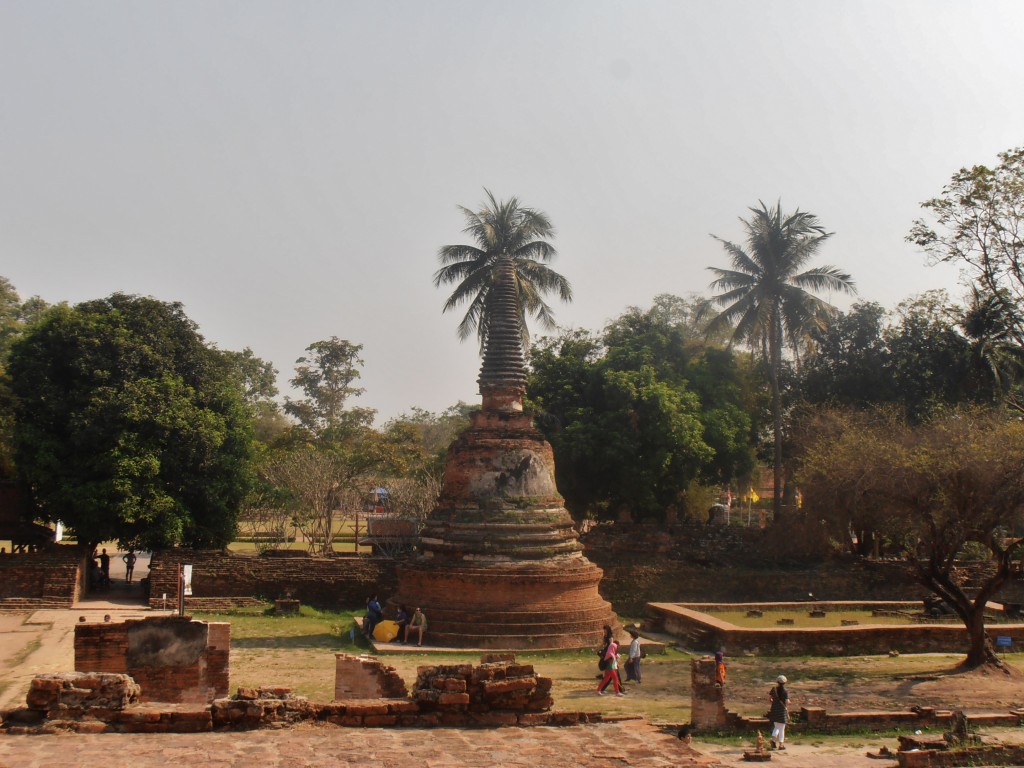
(192, 604, 1024, 727)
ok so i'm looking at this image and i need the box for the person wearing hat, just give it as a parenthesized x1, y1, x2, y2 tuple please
(768, 674, 790, 750)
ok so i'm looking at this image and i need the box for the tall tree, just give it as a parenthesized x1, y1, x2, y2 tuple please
(434, 189, 572, 350)
(706, 201, 855, 518)
(908, 146, 1024, 343)
(799, 406, 1024, 668)
(284, 337, 374, 441)
(7, 294, 254, 551)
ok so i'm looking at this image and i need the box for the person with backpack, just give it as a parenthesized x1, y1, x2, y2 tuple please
(768, 674, 790, 750)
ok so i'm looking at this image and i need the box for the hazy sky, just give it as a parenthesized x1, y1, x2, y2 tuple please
(2, 1, 1022, 421)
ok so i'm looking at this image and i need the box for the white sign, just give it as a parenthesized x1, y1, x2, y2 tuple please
(182, 564, 193, 596)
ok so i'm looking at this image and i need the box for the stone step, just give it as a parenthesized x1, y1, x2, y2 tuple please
(423, 630, 608, 650)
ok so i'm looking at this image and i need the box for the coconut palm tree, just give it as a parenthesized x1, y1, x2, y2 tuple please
(434, 190, 572, 351)
(706, 201, 856, 519)
(959, 287, 1024, 408)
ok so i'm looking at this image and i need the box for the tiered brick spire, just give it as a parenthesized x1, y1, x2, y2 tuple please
(477, 256, 528, 410)
(392, 253, 616, 649)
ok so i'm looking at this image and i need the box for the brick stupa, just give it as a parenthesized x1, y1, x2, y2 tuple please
(392, 257, 616, 649)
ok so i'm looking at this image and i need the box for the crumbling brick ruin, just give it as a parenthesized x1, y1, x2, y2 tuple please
(2, 652, 619, 734)
(74, 615, 229, 703)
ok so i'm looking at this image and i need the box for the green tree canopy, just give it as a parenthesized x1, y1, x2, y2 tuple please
(7, 293, 254, 550)
(528, 298, 758, 521)
(908, 146, 1024, 342)
(434, 189, 572, 350)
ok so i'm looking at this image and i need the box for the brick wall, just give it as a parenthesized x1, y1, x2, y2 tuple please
(652, 603, 1024, 656)
(583, 524, 1024, 615)
(0, 545, 84, 608)
(334, 654, 408, 700)
(75, 616, 230, 703)
(147, 550, 398, 610)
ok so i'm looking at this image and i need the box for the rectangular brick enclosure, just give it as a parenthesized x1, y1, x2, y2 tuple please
(75, 616, 229, 703)
(650, 601, 1024, 656)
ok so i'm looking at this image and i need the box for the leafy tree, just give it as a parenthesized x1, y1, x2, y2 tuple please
(262, 338, 382, 554)
(799, 406, 1024, 668)
(7, 294, 254, 550)
(383, 403, 473, 476)
(528, 300, 757, 521)
(957, 287, 1024, 408)
(284, 337, 374, 441)
(908, 146, 1024, 342)
(434, 189, 572, 349)
(706, 202, 856, 518)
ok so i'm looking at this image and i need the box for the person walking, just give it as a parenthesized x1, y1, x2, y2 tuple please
(624, 628, 643, 684)
(715, 650, 727, 687)
(597, 637, 624, 696)
(768, 674, 790, 750)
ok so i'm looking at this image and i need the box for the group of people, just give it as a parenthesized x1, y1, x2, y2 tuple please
(364, 595, 427, 646)
(88, 548, 139, 590)
(596, 625, 643, 696)
(598, 631, 791, 751)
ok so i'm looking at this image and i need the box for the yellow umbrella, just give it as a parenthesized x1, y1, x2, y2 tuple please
(373, 619, 399, 642)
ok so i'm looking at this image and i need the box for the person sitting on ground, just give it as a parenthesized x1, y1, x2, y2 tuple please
(405, 606, 427, 646)
(394, 604, 409, 641)
(365, 595, 383, 637)
(768, 674, 790, 750)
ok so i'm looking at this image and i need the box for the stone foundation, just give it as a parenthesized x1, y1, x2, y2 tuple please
(395, 557, 614, 649)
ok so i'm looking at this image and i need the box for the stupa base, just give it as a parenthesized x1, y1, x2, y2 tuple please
(392, 555, 617, 650)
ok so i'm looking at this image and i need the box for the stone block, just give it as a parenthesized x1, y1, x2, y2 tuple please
(437, 692, 471, 706)
(443, 678, 467, 693)
(482, 677, 536, 697)
(470, 711, 518, 726)
(363, 715, 398, 727)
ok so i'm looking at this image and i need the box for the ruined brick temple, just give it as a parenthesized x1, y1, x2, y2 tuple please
(392, 257, 616, 648)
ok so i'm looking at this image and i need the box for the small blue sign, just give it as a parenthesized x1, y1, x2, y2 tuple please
(996, 636, 1013, 648)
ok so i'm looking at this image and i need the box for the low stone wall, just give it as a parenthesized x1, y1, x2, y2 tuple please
(147, 549, 398, 611)
(689, 657, 1023, 736)
(650, 602, 1024, 656)
(3, 654, 626, 734)
(74, 616, 230, 703)
(0, 545, 84, 609)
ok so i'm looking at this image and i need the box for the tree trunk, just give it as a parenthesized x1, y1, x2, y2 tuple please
(769, 314, 784, 520)
(963, 606, 999, 667)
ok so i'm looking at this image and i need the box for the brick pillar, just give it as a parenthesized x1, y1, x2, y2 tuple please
(690, 656, 727, 730)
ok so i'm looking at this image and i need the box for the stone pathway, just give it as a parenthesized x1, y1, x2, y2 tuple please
(0, 721, 723, 767)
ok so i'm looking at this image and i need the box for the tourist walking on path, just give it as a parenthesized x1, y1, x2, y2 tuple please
(624, 628, 642, 684)
(365, 595, 383, 637)
(768, 674, 790, 750)
(123, 551, 137, 583)
(714, 651, 726, 687)
(598, 637, 624, 696)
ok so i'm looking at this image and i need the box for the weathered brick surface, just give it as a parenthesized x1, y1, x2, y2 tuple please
(147, 549, 397, 611)
(75, 617, 230, 704)
(334, 654, 408, 700)
(25, 673, 140, 712)
(0, 545, 85, 608)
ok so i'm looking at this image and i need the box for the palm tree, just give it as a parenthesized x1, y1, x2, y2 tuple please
(706, 201, 855, 519)
(434, 190, 572, 351)
(959, 287, 1024, 408)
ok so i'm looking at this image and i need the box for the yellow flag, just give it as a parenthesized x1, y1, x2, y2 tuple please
(749, 487, 760, 503)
